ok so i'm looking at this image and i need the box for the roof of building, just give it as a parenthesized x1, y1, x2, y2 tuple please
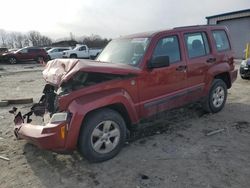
(206, 9, 250, 19)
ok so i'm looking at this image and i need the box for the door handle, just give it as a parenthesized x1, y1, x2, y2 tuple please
(206, 57, 216, 63)
(176, 65, 187, 72)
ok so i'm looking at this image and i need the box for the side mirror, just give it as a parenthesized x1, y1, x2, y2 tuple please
(148, 55, 170, 69)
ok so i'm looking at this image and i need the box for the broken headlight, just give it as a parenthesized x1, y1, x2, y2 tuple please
(50, 112, 68, 123)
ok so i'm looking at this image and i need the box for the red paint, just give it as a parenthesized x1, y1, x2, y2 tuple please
(14, 25, 238, 152)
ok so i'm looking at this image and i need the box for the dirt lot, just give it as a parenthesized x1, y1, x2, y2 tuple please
(0, 63, 250, 188)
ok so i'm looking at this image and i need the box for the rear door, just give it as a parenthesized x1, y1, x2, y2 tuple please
(181, 30, 213, 102)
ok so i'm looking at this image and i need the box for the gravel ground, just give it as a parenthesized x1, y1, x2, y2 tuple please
(0, 62, 250, 188)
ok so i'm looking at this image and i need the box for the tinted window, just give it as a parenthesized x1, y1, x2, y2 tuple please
(152, 35, 181, 63)
(59, 48, 68, 52)
(184, 32, 210, 58)
(28, 49, 39, 53)
(79, 46, 86, 51)
(212, 30, 230, 51)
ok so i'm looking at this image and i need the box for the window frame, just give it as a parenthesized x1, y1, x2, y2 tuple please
(211, 30, 231, 52)
(184, 31, 211, 59)
(152, 35, 182, 64)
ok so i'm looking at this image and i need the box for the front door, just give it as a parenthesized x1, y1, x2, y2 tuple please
(138, 34, 187, 118)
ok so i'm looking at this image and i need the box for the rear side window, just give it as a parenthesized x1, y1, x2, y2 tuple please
(184, 32, 210, 58)
(152, 35, 181, 64)
(212, 30, 230, 51)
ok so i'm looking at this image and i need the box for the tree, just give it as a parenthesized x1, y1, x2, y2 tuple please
(0, 29, 7, 47)
(28, 31, 52, 46)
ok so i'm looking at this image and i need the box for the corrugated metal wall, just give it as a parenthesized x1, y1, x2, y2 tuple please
(217, 17, 250, 59)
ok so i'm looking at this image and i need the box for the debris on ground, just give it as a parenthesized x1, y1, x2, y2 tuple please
(0, 101, 9, 107)
(1, 98, 33, 105)
(205, 128, 225, 136)
(232, 121, 250, 131)
(0, 156, 10, 161)
(139, 174, 149, 180)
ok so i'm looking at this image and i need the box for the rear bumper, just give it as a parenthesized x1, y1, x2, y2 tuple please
(15, 121, 68, 152)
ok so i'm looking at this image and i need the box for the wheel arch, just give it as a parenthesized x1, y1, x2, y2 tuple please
(64, 91, 138, 150)
(70, 53, 77, 58)
(214, 72, 231, 89)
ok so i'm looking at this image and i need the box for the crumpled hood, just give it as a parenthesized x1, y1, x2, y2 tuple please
(42, 59, 141, 86)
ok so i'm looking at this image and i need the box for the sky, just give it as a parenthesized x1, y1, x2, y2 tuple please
(0, 0, 249, 40)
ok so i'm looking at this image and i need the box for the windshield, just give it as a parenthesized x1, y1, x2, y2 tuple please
(48, 49, 57, 53)
(97, 38, 150, 66)
(16, 48, 28, 53)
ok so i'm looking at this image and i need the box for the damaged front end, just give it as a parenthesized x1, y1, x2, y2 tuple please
(10, 59, 140, 152)
(10, 84, 71, 151)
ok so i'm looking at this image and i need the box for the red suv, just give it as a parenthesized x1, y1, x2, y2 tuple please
(12, 25, 237, 162)
(2, 47, 48, 64)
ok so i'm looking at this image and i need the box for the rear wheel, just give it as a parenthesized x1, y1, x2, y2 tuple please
(36, 56, 44, 63)
(202, 79, 227, 113)
(78, 108, 126, 162)
(9, 57, 17, 64)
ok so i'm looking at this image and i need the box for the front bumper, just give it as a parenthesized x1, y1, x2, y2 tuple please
(240, 66, 250, 77)
(14, 113, 68, 152)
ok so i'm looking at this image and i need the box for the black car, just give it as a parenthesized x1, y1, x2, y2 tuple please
(240, 59, 250, 79)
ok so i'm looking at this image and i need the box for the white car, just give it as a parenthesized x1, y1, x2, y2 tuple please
(47, 47, 71, 60)
(62, 45, 102, 59)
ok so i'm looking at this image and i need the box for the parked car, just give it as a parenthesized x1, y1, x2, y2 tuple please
(1, 47, 48, 64)
(47, 47, 71, 60)
(240, 58, 250, 79)
(12, 25, 237, 162)
(0, 48, 8, 55)
(62, 45, 102, 59)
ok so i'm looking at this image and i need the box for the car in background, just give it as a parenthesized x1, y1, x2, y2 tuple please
(44, 47, 52, 51)
(0, 48, 8, 55)
(1, 47, 48, 64)
(47, 47, 71, 60)
(62, 45, 102, 59)
(240, 58, 250, 79)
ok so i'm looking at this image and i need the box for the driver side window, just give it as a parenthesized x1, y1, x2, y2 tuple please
(20, 49, 28, 53)
(152, 35, 181, 64)
(79, 46, 86, 51)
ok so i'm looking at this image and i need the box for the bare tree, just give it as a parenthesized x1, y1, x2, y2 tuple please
(28, 31, 41, 46)
(0, 29, 7, 47)
(28, 31, 52, 46)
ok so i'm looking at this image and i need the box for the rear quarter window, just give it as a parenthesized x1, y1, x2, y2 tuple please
(212, 30, 230, 52)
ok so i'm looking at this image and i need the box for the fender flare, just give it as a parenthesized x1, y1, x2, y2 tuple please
(204, 62, 231, 92)
(64, 88, 138, 150)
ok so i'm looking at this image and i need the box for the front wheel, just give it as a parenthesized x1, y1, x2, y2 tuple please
(202, 79, 227, 113)
(70, 54, 77, 58)
(9, 57, 17, 64)
(78, 108, 126, 162)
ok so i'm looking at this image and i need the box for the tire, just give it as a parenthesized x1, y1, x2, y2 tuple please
(78, 108, 126, 162)
(70, 54, 77, 58)
(241, 75, 250, 80)
(9, 57, 17, 64)
(202, 79, 227, 113)
(36, 56, 44, 63)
